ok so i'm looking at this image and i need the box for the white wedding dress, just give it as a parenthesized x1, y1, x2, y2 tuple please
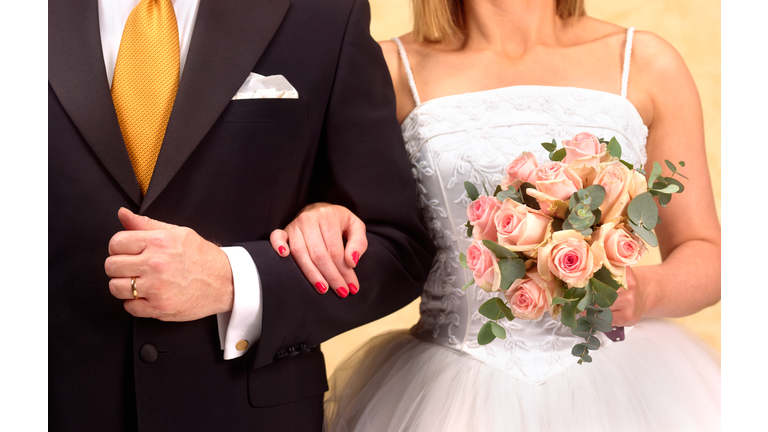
(324, 29, 720, 432)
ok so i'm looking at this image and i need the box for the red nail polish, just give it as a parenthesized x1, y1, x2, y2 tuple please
(336, 286, 349, 298)
(348, 283, 358, 295)
(278, 246, 286, 255)
(315, 282, 327, 294)
(352, 251, 360, 265)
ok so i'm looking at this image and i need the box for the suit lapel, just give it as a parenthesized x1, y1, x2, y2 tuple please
(140, 0, 290, 212)
(49, 0, 143, 205)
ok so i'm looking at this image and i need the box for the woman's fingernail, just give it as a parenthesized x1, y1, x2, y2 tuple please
(348, 283, 358, 295)
(278, 246, 286, 255)
(352, 251, 360, 265)
(336, 286, 349, 298)
(315, 282, 328, 294)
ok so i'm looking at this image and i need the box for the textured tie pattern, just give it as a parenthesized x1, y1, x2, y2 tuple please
(111, 0, 180, 195)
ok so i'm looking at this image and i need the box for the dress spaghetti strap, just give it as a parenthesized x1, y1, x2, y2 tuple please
(620, 27, 635, 98)
(391, 37, 421, 106)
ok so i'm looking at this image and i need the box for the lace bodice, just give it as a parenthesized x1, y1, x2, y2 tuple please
(395, 29, 649, 384)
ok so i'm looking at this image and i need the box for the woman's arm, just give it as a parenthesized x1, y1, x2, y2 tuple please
(611, 31, 721, 326)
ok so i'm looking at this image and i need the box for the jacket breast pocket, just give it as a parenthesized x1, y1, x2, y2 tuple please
(247, 349, 329, 407)
(222, 98, 308, 124)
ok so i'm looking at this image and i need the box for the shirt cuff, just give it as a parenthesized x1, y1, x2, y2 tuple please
(217, 246, 263, 360)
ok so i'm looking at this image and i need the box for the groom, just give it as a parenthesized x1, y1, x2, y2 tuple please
(49, 0, 434, 430)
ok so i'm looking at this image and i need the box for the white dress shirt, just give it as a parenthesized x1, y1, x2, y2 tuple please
(98, 0, 263, 360)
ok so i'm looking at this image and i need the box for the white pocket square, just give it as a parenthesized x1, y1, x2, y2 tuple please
(232, 73, 299, 100)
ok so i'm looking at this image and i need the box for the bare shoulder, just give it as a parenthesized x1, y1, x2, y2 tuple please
(631, 31, 690, 78)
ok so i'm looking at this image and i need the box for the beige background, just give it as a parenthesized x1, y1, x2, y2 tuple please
(323, 0, 721, 379)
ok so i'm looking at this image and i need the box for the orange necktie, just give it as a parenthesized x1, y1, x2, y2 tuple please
(111, 0, 180, 195)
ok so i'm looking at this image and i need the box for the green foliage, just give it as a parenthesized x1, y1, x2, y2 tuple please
(479, 298, 504, 320)
(541, 139, 557, 152)
(561, 301, 578, 328)
(478, 321, 497, 345)
(550, 148, 566, 162)
(459, 252, 468, 269)
(607, 137, 622, 158)
(464, 181, 480, 201)
(591, 278, 619, 308)
(461, 277, 475, 291)
(519, 182, 541, 210)
(465, 221, 474, 238)
(498, 258, 526, 291)
(490, 321, 507, 339)
(481, 239, 520, 260)
(593, 266, 621, 290)
(627, 192, 659, 247)
(648, 161, 663, 189)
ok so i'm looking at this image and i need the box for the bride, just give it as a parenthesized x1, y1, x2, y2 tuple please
(271, 0, 721, 430)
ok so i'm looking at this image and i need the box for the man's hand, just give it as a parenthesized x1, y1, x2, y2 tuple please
(105, 207, 234, 321)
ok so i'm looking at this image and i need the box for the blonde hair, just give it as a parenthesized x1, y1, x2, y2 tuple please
(412, 0, 585, 43)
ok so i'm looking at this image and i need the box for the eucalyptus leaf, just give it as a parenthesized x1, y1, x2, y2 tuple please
(477, 321, 497, 345)
(542, 140, 557, 152)
(490, 321, 507, 339)
(584, 185, 606, 210)
(499, 301, 515, 321)
(459, 252, 468, 269)
(627, 220, 659, 247)
(664, 176, 685, 193)
(465, 221, 474, 238)
(593, 267, 621, 290)
(607, 137, 622, 158)
(573, 316, 596, 339)
(584, 314, 614, 332)
(584, 335, 602, 350)
(461, 277, 475, 291)
(498, 258, 526, 290)
(464, 181, 479, 201)
(561, 302, 577, 328)
(577, 282, 595, 311)
(482, 239, 520, 260)
(591, 278, 619, 308)
(586, 305, 613, 325)
(519, 182, 541, 210)
(648, 161, 662, 189)
(658, 193, 672, 207)
(478, 298, 502, 320)
(653, 184, 680, 194)
(578, 353, 593, 363)
(679, 161, 686, 167)
(627, 192, 659, 230)
(572, 344, 590, 358)
(551, 148, 566, 162)
(496, 189, 521, 203)
(552, 297, 576, 305)
(620, 159, 634, 170)
(665, 159, 677, 173)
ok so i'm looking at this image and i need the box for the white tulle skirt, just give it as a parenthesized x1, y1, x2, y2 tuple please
(324, 318, 720, 432)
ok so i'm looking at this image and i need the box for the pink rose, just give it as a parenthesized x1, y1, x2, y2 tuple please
(501, 152, 539, 189)
(524, 188, 568, 219)
(505, 270, 561, 320)
(591, 223, 648, 278)
(594, 162, 648, 224)
(531, 162, 584, 202)
(562, 132, 607, 168)
(467, 195, 501, 241)
(466, 241, 501, 292)
(494, 198, 553, 254)
(537, 230, 605, 288)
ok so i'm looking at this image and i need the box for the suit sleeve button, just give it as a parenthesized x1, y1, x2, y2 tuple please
(299, 344, 311, 354)
(140, 344, 158, 363)
(287, 346, 299, 357)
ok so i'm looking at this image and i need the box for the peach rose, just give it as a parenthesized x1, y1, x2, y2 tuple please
(594, 161, 648, 224)
(524, 188, 568, 219)
(467, 195, 501, 241)
(531, 162, 584, 202)
(505, 269, 562, 320)
(537, 230, 605, 288)
(494, 198, 553, 255)
(466, 241, 501, 292)
(591, 222, 648, 279)
(562, 132, 607, 169)
(501, 152, 539, 189)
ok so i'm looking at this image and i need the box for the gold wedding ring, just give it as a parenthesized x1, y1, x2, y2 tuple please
(131, 277, 138, 300)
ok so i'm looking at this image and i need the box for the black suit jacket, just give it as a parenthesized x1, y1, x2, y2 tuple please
(48, 0, 435, 430)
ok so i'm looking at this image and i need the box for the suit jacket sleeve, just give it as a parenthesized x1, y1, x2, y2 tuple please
(238, 0, 436, 370)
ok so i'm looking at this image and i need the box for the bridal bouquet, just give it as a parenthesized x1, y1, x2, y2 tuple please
(459, 132, 687, 363)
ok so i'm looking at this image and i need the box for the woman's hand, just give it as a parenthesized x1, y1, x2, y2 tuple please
(270, 203, 367, 298)
(609, 267, 647, 327)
